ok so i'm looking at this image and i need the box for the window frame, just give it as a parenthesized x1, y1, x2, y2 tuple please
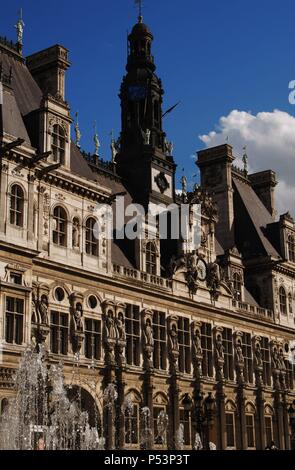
(53, 206, 67, 247)
(146, 242, 157, 275)
(152, 311, 167, 370)
(178, 317, 191, 374)
(51, 124, 66, 165)
(85, 217, 99, 257)
(84, 318, 101, 360)
(50, 310, 69, 355)
(5, 296, 24, 345)
(9, 184, 24, 228)
(125, 304, 141, 367)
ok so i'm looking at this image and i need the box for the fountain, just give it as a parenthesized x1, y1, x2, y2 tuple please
(156, 410, 169, 447)
(0, 346, 104, 450)
(175, 423, 184, 450)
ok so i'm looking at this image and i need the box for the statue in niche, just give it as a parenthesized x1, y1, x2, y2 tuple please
(105, 310, 116, 340)
(192, 328, 202, 357)
(38, 295, 49, 325)
(272, 347, 280, 370)
(215, 334, 224, 360)
(116, 312, 126, 342)
(144, 128, 151, 145)
(143, 318, 154, 347)
(254, 343, 263, 368)
(73, 303, 83, 331)
(72, 219, 80, 248)
(235, 340, 244, 364)
(169, 323, 179, 352)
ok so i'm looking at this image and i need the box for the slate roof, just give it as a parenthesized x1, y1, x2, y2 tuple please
(233, 177, 281, 260)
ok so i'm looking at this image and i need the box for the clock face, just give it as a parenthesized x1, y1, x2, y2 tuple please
(128, 85, 147, 101)
(196, 258, 207, 281)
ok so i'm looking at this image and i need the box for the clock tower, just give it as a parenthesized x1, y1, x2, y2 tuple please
(116, 16, 176, 210)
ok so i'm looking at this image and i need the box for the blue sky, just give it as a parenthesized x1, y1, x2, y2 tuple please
(2, 0, 295, 191)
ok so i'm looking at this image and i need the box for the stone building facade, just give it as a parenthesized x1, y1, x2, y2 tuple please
(0, 15, 295, 450)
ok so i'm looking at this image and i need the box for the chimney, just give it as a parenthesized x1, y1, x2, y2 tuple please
(248, 170, 277, 217)
(197, 144, 235, 250)
(26, 45, 70, 101)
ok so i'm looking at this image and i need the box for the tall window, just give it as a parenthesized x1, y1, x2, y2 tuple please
(288, 293, 293, 315)
(225, 413, 235, 448)
(125, 304, 140, 366)
(233, 273, 242, 301)
(52, 124, 65, 164)
(178, 317, 191, 374)
(288, 234, 295, 262)
(201, 323, 213, 377)
(125, 404, 139, 445)
(245, 414, 255, 449)
(261, 337, 271, 386)
(146, 242, 157, 275)
(153, 311, 166, 370)
(179, 408, 191, 446)
(265, 415, 273, 446)
(285, 358, 294, 389)
(222, 328, 234, 380)
(242, 333, 253, 384)
(153, 406, 167, 445)
(50, 311, 69, 355)
(53, 206, 67, 246)
(85, 319, 101, 360)
(279, 287, 287, 315)
(10, 184, 24, 227)
(5, 297, 24, 344)
(85, 218, 98, 256)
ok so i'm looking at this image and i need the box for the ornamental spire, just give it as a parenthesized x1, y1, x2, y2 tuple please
(15, 9, 25, 53)
(134, 0, 143, 23)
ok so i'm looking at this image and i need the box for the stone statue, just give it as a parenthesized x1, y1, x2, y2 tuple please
(15, 12, 25, 45)
(242, 147, 248, 174)
(143, 318, 154, 347)
(168, 254, 186, 277)
(192, 329, 203, 357)
(105, 311, 116, 340)
(278, 349, 286, 370)
(181, 175, 187, 196)
(94, 132, 100, 156)
(72, 219, 80, 248)
(215, 334, 224, 360)
(74, 303, 83, 331)
(254, 343, 263, 368)
(164, 139, 173, 156)
(144, 128, 151, 145)
(235, 341, 244, 364)
(38, 295, 49, 325)
(116, 312, 126, 342)
(75, 113, 81, 147)
(169, 324, 179, 352)
(272, 348, 280, 370)
(110, 138, 120, 163)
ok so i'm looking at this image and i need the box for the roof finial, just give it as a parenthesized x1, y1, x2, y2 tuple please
(242, 146, 248, 175)
(93, 121, 100, 157)
(135, 0, 143, 23)
(75, 112, 82, 148)
(15, 8, 25, 47)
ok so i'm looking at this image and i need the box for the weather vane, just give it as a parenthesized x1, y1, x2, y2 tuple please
(134, 0, 143, 21)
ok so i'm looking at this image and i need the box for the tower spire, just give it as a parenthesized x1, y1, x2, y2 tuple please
(135, 0, 143, 23)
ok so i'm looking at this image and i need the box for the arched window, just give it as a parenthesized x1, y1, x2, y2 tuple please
(10, 184, 24, 227)
(86, 218, 98, 256)
(52, 124, 65, 164)
(288, 293, 293, 315)
(225, 401, 237, 449)
(264, 406, 274, 448)
(146, 242, 157, 275)
(0, 398, 9, 416)
(245, 403, 256, 449)
(53, 206, 67, 246)
(233, 272, 242, 301)
(288, 234, 295, 262)
(279, 286, 287, 315)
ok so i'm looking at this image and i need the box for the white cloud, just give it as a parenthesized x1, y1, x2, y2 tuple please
(199, 109, 295, 216)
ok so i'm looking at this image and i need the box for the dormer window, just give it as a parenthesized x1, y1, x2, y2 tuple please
(233, 272, 242, 301)
(146, 242, 157, 275)
(279, 286, 287, 315)
(52, 124, 65, 165)
(288, 234, 295, 262)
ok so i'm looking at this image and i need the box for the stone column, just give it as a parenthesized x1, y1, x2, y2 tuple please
(234, 332, 246, 449)
(114, 302, 127, 450)
(214, 327, 226, 450)
(27, 174, 35, 242)
(141, 309, 155, 450)
(0, 164, 8, 234)
(168, 315, 180, 450)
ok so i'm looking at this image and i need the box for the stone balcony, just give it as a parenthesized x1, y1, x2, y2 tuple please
(112, 264, 172, 290)
(232, 299, 274, 322)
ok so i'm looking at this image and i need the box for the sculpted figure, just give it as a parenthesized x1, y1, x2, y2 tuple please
(169, 324, 179, 352)
(216, 334, 224, 360)
(74, 303, 83, 331)
(116, 312, 126, 342)
(143, 318, 154, 347)
(106, 311, 116, 340)
(192, 328, 202, 357)
(255, 343, 263, 368)
(39, 295, 49, 325)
